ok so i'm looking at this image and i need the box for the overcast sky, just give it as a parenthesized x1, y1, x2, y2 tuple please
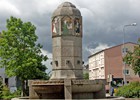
(0, 0, 140, 73)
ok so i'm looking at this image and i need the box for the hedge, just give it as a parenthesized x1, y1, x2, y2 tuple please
(115, 81, 140, 98)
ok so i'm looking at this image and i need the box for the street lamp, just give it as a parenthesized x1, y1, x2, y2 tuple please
(122, 23, 137, 85)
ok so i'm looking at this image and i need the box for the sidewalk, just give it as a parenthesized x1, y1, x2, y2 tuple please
(106, 93, 125, 100)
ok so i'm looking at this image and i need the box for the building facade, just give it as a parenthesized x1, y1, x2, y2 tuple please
(0, 68, 19, 92)
(89, 42, 140, 86)
(89, 52, 105, 79)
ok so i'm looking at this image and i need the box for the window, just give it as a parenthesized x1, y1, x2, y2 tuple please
(50, 62, 52, 65)
(5, 78, 8, 86)
(95, 61, 97, 67)
(55, 61, 58, 66)
(125, 48, 128, 52)
(124, 69, 130, 75)
(126, 70, 130, 75)
(101, 58, 104, 65)
(77, 60, 80, 64)
(66, 60, 70, 64)
(122, 48, 128, 53)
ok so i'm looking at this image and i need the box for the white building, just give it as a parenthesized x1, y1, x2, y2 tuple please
(89, 51, 105, 80)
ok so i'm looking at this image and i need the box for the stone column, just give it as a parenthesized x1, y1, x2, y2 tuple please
(64, 79, 72, 100)
(28, 80, 39, 99)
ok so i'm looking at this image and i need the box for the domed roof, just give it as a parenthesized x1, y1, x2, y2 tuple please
(52, 2, 81, 17)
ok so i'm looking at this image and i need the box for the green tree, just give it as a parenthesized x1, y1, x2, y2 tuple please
(83, 73, 89, 79)
(0, 16, 48, 96)
(124, 38, 140, 77)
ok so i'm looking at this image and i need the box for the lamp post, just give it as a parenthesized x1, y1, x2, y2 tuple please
(122, 23, 137, 85)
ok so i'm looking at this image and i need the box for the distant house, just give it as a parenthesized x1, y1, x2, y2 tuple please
(88, 42, 140, 90)
(0, 68, 20, 92)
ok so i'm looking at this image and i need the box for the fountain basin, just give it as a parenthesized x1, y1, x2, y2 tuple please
(29, 79, 106, 99)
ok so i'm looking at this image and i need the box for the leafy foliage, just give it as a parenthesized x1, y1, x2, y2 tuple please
(0, 16, 48, 95)
(83, 73, 89, 79)
(2, 85, 21, 99)
(124, 38, 140, 76)
(115, 81, 140, 98)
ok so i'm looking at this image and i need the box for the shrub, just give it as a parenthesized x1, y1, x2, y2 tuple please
(115, 81, 140, 98)
(2, 85, 21, 99)
(0, 78, 3, 98)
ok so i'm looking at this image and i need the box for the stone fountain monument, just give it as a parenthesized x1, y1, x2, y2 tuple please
(28, 2, 106, 99)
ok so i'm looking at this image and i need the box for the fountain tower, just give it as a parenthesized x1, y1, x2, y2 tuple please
(51, 2, 83, 79)
(28, 2, 106, 99)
